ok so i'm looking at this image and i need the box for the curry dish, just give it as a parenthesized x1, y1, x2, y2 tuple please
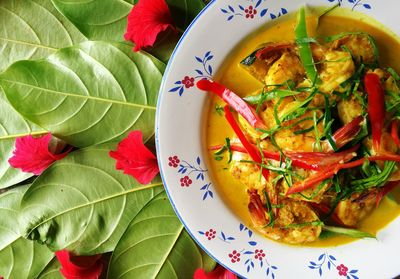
(202, 8, 400, 245)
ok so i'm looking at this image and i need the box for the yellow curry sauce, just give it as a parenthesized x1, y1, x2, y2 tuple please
(206, 13, 400, 246)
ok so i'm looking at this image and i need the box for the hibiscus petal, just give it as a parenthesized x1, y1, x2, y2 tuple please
(109, 130, 159, 184)
(194, 266, 237, 279)
(8, 133, 70, 175)
(55, 250, 103, 279)
(124, 0, 176, 51)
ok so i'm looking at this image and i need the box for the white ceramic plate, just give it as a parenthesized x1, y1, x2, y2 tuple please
(156, 1, 400, 278)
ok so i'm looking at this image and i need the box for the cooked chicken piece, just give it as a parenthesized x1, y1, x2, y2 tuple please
(337, 95, 364, 125)
(265, 52, 305, 86)
(335, 190, 376, 227)
(248, 190, 321, 244)
(331, 34, 376, 64)
(318, 50, 355, 93)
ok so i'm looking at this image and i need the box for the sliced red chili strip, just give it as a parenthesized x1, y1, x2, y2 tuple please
(197, 79, 267, 130)
(391, 120, 400, 147)
(376, 181, 400, 207)
(331, 116, 364, 149)
(364, 73, 385, 150)
(223, 106, 269, 180)
(209, 144, 358, 171)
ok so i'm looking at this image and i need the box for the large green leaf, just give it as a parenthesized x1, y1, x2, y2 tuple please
(0, 185, 54, 279)
(51, 0, 134, 42)
(19, 144, 164, 255)
(37, 258, 63, 279)
(0, 0, 86, 73)
(107, 192, 216, 279)
(51, 0, 205, 42)
(0, 41, 164, 148)
(0, 90, 47, 189)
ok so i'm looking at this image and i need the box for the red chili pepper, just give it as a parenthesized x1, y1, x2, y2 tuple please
(391, 119, 400, 147)
(331, 116, 364, 150)
(209, 144, 358, 171)
(255, 43, 294, 60)
(364, 73, 385, 150)
(197, 80, 267, 130)
(376, 181, 400, 207)
(223, 106, 269, 180)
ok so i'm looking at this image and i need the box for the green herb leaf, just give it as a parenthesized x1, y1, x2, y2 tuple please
(244, 89, 302, 104)
(351, 161, 396, 190)
(295, 7, 320, 84)
(323, 225, 375, 239)
(19, 144, 164, 254)
(388, 67, 400, 82)
(0, 185, 54, 279)
(108, 191, 216, 278)
(0, 41, 165, 148)
(0, 0, 86, 72)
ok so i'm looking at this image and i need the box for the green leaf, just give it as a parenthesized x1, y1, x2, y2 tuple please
(108, 191, 216, 279)
(0, 41, 165, 148)
(37, 258, 63, 279)
(19, 144, 164, 254)
(0, 185, 54, 279)
(51, 0, 134, 42)
(0, 90, 47, 189)
(0, 0, 86, 73)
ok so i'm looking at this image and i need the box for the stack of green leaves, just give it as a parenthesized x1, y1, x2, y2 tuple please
(0, 0, 216, 278)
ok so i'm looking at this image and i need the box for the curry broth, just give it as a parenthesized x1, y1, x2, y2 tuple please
(206, 14, 400, 247)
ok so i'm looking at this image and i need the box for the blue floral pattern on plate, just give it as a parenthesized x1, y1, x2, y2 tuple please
(221, 0, 288, 21)
(168, 155, 214, 200)
(199, 223, 279, 278)
(327, 0, 372, 10)
(309, 253, 360, 278)
(169, 51, 214, 96)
